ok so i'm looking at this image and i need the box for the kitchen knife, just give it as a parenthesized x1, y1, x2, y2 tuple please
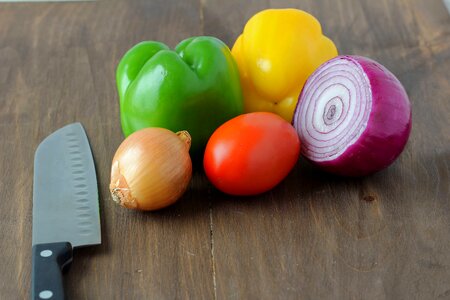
(32, 123, 101, 300)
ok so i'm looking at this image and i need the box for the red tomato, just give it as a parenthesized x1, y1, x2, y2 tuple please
(203, 112, 300, 196)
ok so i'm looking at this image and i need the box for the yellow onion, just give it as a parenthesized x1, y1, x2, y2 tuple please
(109, 128, 192, 211)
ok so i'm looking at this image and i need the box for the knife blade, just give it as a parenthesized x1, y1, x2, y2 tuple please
(32, 123, 101, 300)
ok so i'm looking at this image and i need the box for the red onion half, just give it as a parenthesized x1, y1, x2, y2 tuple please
(293, 55, 412, 176)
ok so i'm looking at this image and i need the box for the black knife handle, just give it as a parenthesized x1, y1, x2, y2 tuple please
(32, 242, 73, 300)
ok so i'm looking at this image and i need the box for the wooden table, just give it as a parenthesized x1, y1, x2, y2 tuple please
(1, 0, 449, 299)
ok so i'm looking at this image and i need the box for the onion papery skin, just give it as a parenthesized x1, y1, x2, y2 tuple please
(293, 55, 412, 176)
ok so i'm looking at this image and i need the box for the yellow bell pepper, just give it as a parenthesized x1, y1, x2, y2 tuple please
(232, 9, 338, 122)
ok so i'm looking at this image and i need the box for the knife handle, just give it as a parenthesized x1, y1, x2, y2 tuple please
(32, 242, 73, 300)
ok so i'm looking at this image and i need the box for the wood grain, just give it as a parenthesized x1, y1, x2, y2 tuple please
(0, 0, 449, 299)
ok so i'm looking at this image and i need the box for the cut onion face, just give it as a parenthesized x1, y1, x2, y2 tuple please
(293, 55, 412, 176)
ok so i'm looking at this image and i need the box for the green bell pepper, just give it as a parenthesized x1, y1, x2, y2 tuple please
(116, 36, 244, 154)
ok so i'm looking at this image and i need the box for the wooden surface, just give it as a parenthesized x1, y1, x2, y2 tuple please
(0, 0, 449, 299)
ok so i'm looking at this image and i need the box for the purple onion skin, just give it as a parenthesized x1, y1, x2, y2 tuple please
(294, 56, 412, 177)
